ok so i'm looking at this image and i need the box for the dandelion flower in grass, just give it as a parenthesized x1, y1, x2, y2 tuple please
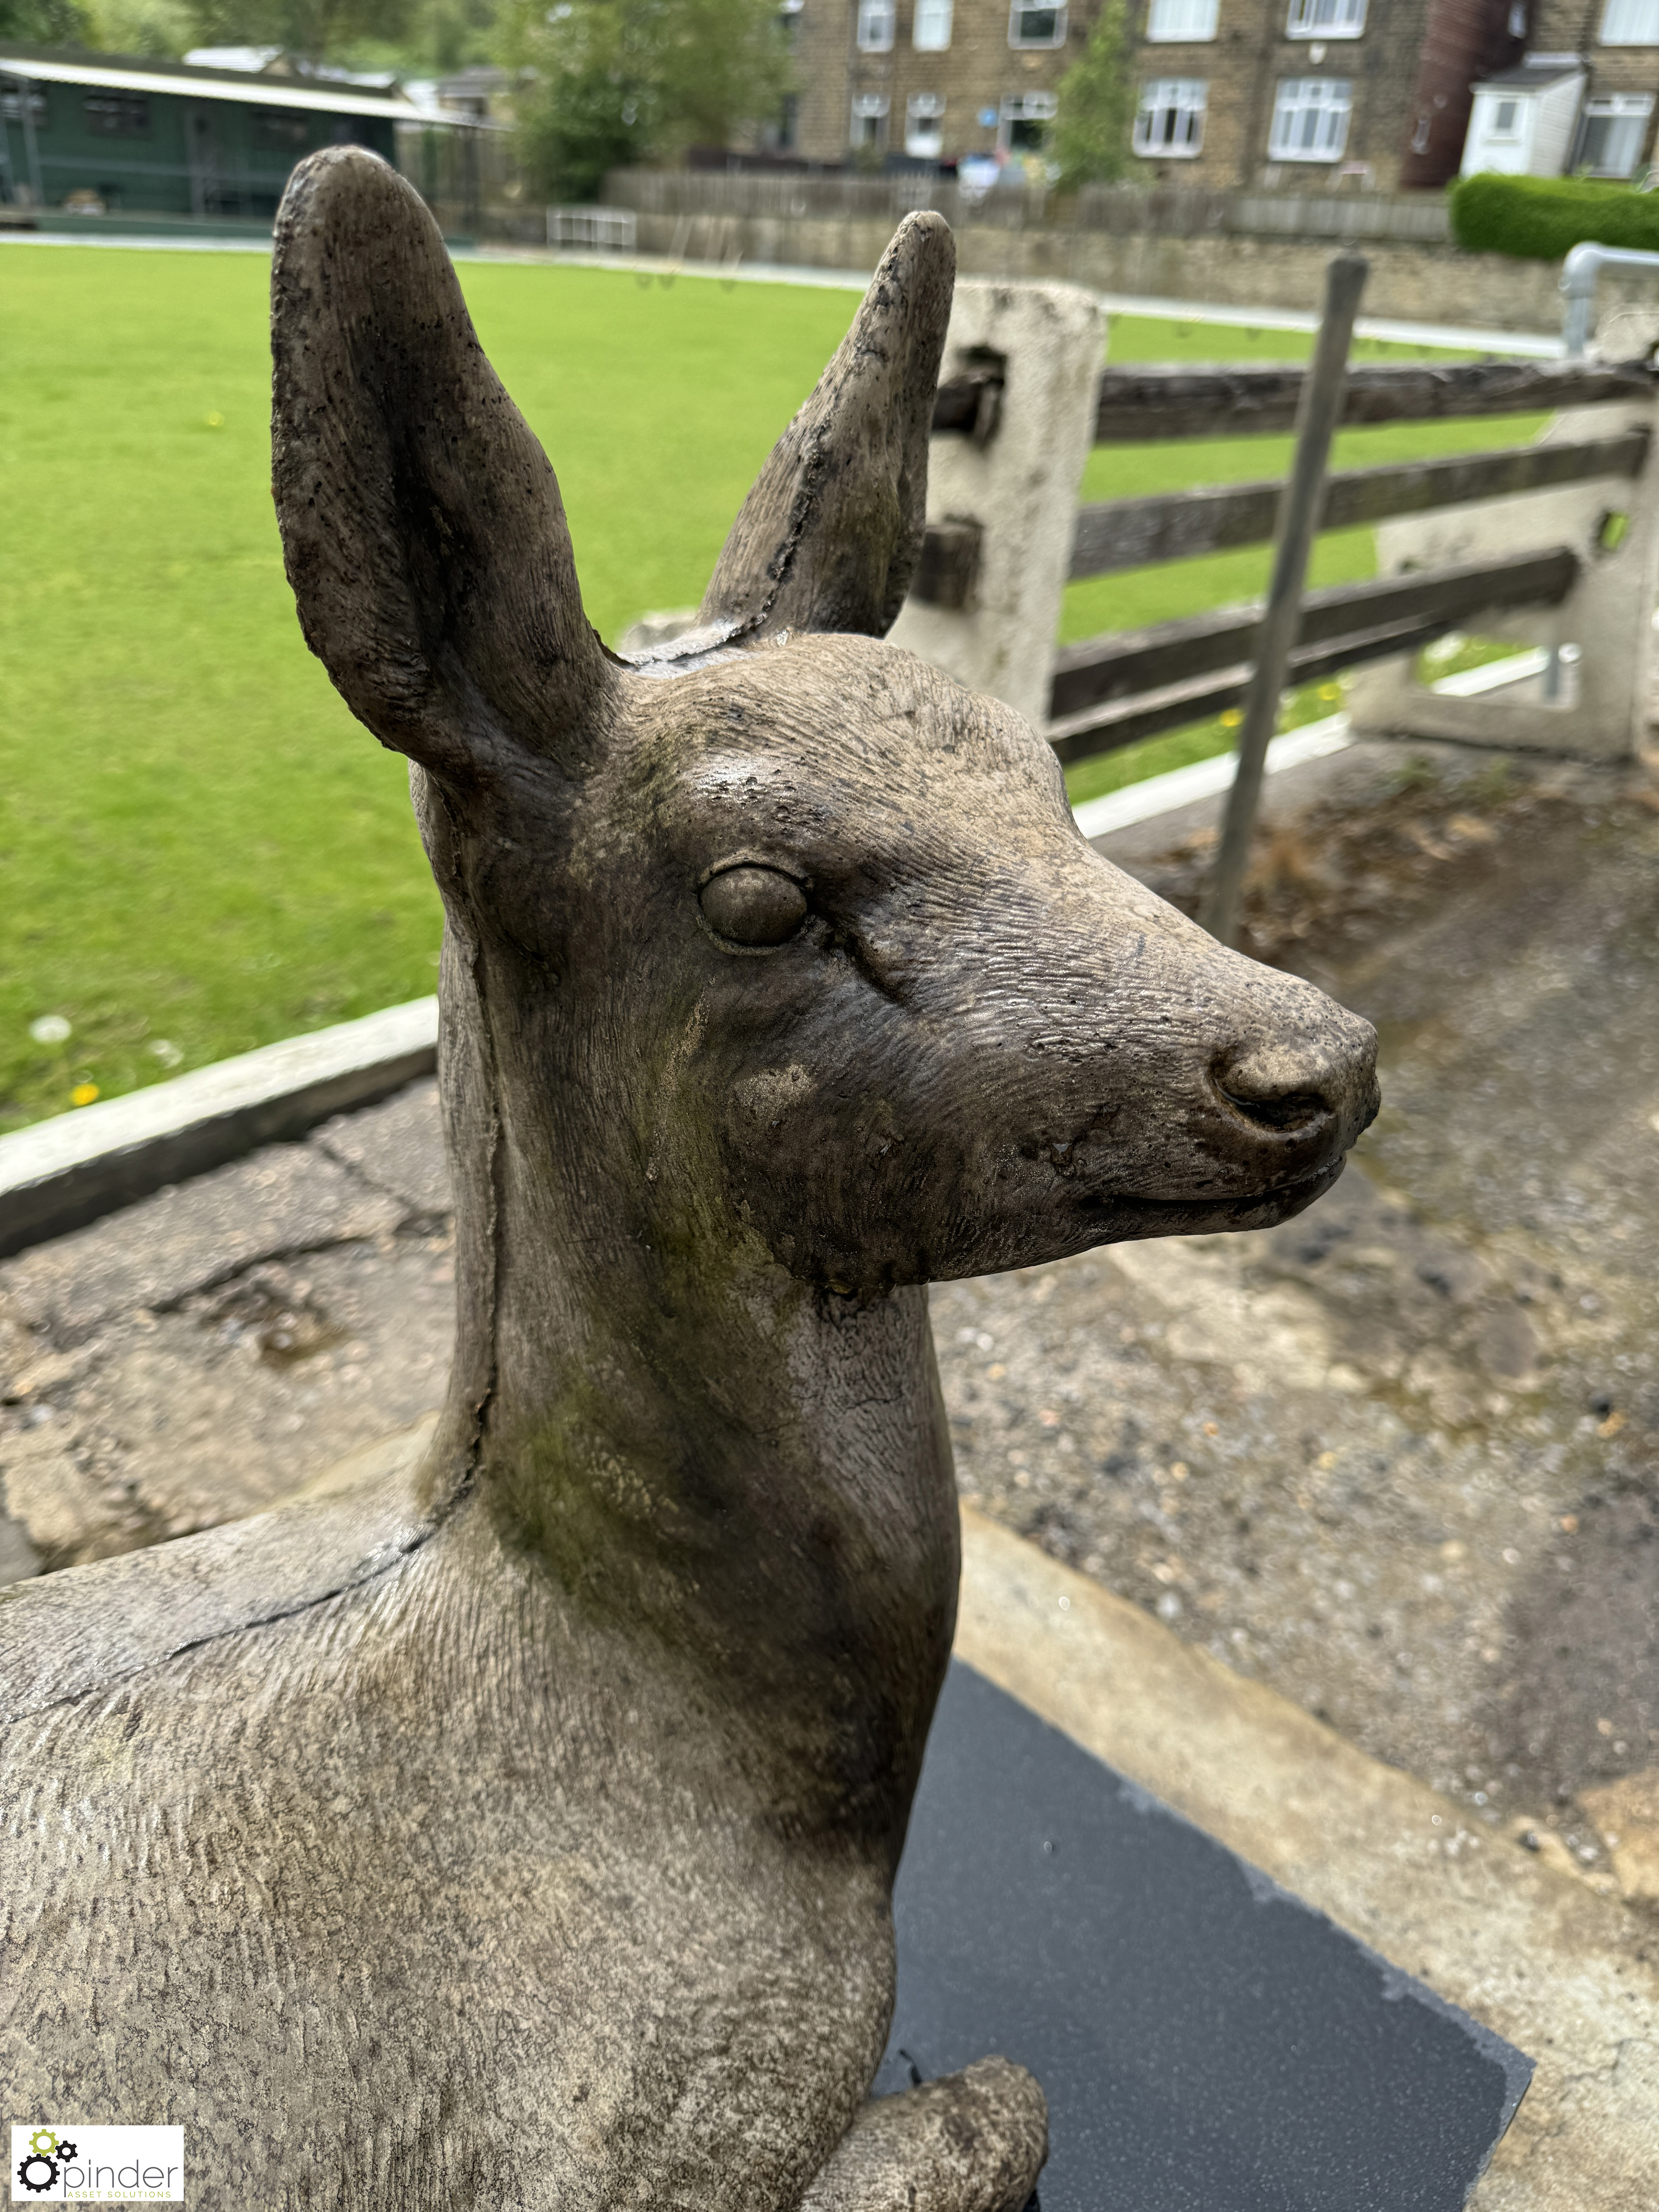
(1220, 709, 1242, 730)
(70, 1082, 100, 1108)
(1319, 683, 1341, 702)
(29, 1014, 71, 1045)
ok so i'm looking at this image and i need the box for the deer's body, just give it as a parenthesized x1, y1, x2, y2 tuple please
(5, 1487, 905, 2207)
(1, 152, 1378, 2209)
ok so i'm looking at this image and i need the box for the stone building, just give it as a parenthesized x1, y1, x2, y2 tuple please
(788, 0, 1086, 167)
(1463, 0, 1659, 178)
(783, 0, 1522, 189)
(1123, 0, 1522, 191)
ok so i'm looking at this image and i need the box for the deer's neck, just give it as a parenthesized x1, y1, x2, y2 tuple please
(420, 936, 959, 1855)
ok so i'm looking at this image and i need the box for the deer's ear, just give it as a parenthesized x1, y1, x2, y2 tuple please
(271, 148, 609, 780)
(699, 212, 955, 641)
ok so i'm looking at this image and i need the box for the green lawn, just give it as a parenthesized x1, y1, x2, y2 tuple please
(0, 246, 1535, 1129)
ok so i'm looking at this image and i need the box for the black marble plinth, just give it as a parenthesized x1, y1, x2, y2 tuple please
(877, 1662, 1531, 2211)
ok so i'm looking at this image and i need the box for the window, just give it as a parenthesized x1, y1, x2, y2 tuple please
(1000, 89, 1057, 148)
(851, 91, 890, 146)
(84, 93, 150, 136)
(1601, 0, 1659, 41)
(1134, 77, 1207, 155)
(1490, 97, 1520, 136)
(251, 108, 309, 151)
(1578, 91, 1653, 172)
(1147, 0, 1218, 37)
(1009, 0, 1068, 47)
(1269, 77, 1352, 159)
(914, 0, 954, 46)
(0, 75, 47, 124)
(857, 0, 895, 50)
(906, 91, 945, 155)
(1286, 0, 1365, 32)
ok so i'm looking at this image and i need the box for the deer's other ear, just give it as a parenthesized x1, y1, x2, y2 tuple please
(271, 147, 609, 780)
(699, 212, 955, 641)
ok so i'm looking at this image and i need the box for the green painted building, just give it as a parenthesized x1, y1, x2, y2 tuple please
(0, 45, 445, 222)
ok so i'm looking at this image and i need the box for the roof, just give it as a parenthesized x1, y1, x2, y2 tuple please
(1476, 61, 1587, 92)
(0, 43, 487, 124)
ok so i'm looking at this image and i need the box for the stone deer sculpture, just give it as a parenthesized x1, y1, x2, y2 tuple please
(0, 149, 1378, 2209)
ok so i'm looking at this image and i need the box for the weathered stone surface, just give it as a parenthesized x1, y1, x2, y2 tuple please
(2, 151, 1379, 2212)
(0, 1142, 403, 1343)
(312, 1077, 450, 1220)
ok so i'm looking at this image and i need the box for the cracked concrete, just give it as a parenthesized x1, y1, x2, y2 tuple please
(0, 1085, 452, 1571)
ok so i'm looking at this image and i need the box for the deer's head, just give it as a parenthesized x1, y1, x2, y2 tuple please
(273, 151, 1377, 1310)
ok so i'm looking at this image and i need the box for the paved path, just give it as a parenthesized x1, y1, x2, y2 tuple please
(0, 231, 1563, 356)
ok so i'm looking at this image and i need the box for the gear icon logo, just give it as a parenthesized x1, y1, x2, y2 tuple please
(16, 2130, 79, 2192)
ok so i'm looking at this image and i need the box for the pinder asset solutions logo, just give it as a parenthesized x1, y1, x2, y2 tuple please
(10, 2128, 184, 2204)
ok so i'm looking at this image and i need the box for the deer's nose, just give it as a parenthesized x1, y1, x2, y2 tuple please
(1211, 1026, 1378, 1150)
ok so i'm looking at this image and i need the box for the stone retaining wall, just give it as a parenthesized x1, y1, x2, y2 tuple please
(619, 206, 1659, 337)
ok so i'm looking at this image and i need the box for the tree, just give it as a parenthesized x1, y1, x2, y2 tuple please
(0, 0, 91, 40)
(502, 0, 795, 204)
(181, 0, 414, 66)
(1053, 0, 1136, 191)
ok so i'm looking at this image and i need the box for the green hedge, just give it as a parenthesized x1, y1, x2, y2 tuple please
(1450, 173, 1659, 261)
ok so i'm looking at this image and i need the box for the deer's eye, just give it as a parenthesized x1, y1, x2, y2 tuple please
(699, 864, 808, 948)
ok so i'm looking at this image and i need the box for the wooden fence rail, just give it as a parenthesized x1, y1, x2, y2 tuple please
(1086, 358, 1657, 442)
(1044, 548, 1581, 758)
(1065, 431, 1648, 581)
(907, 319, 1657, 778)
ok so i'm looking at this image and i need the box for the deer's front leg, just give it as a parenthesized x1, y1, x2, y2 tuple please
(801, 2055, 1047, 2212)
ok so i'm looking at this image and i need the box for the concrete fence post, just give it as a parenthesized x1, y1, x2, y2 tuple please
(890, 279, 1106, 732)
(1345, 307, 1659, 763)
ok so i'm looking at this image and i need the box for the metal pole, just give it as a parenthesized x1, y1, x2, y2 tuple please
(18, 76, 43, 208)
(1199, 252, 1369, 949)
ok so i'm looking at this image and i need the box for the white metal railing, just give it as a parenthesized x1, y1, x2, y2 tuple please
(547, 206, 637, 252)
(1561, 240, 1659, 356)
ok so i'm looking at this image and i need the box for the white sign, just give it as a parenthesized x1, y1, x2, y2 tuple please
(10, 2130, 184, 2203)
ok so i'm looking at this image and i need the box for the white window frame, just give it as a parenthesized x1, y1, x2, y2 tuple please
(998, 89, 1058, 149)
(914, 0, 954, 48)
(857, 0, 896, 52)
(1577, 89, 1654, 171)
(905, 90, 946, 155)
(1009, 0, 1068, 48)
(1600, 0, 1659, 43)
(1133, 77, 1207, 156)
(1489, 95, 1521, 138)
(851, 91, 890, 147)
(1269, 76, 1352, 160)
(1286, 0, 1366, 35)
(1146, 0, 1218, 38)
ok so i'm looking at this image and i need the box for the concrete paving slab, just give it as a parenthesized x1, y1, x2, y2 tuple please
(955, 1508, 1659, 2212)
(312, 1076, 450, 1221)
(884, 1656, 1532, 2210)
(0, 1142, 404, 1342)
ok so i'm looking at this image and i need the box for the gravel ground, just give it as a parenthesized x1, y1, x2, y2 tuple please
(939, 742, 1659, 1884)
